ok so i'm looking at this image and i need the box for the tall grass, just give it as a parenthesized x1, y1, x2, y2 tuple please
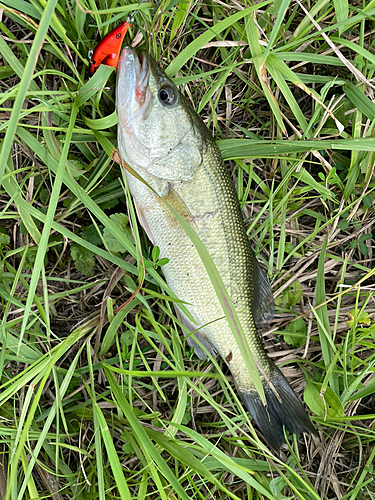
(0, 0, 375, 498)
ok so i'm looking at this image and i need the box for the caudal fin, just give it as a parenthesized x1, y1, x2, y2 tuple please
(239, 365, 315, 451)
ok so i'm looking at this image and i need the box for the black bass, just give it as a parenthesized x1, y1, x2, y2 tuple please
(116, 48, 314, 450)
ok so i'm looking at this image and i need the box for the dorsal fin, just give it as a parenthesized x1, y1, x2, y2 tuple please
(251, 252, 275, 328)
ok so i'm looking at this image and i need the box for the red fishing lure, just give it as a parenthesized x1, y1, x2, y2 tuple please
(89, 21, 131, 75)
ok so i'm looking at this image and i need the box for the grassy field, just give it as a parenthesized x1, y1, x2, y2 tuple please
(1, 0, 375, 498)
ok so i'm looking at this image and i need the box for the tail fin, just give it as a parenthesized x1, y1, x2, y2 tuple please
(238, 365, 315, 451)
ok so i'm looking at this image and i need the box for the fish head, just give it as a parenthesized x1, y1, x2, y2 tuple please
(116, 48, 206, 182)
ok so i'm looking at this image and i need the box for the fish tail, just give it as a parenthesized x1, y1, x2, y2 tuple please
(237, 364, 315, 451)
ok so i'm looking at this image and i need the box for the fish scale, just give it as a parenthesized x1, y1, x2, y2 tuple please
(116, 47, 315, 450)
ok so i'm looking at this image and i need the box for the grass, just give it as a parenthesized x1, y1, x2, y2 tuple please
(1, 0, 375, 498)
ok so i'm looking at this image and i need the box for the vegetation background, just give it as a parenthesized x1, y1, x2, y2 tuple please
(0, 0, 375, 498)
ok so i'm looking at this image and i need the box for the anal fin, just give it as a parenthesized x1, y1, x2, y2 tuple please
(174, 307, 216, 360)
(251, 251, 275, 328)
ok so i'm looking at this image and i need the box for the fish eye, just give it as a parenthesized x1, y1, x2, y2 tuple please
(158, 87, 176, 105)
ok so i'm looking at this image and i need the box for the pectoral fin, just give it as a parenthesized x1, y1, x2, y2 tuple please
(163, 185, 198, 230)
(133, 198, 155, 244)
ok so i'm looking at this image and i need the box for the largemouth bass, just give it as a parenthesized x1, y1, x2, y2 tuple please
(116, 48, 314, 450)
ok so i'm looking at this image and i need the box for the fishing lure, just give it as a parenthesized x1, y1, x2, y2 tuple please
(89, 21, 131, 75)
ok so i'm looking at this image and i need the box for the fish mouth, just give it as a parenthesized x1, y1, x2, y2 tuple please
(135, 52, 150, 106)
(116, 48, 153, 164)
(117, 48, 151, 118)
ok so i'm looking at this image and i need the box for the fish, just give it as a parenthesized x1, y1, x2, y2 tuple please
(115, 47, 315, 450)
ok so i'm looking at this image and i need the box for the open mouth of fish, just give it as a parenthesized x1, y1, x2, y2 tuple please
(117, 48, 151, 115)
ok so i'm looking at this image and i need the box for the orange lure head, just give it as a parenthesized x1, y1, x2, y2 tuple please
(89, 21, 131, 75)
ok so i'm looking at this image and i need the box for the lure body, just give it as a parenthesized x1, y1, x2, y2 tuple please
(89, 21, 131, 75)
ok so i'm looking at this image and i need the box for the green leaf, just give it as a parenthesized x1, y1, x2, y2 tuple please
(323, 386, 345, 418)
(169, 1, 190, 43)
(263, 0, 290, 60)
(74, 0, 86, 37)
(0, 231, 10, 245)
(275, 278, 303, 308)
(350, 377, 375, 401)
(304, 379, 344, 418)
(151, 246, 160, 262)
(0, 0, 54, 187)
(325, 98, 352, 128)
(333, 0, 349, 35)
(71, 243, 94, 276)
(92, 403, 132, 500)
(363, 195, 372, 208)
(121, 330, 134, 348)
(76, 65, 115, 107)
(83, 111, 118, 130)
(104, 367, 193, 500)
(81, 224, 103, 246)
(338, 220, 349, 230)
(245, 15, 286, 134)
(66, 159, 85, 179)
(347, 309, 371, 328)
(156, 258, 169, 267)
(98, 197, 120, 210)
(280, 318, 307, 348)
(359, 241, 369, 256)
(165, 3, 270, 77)
(0, 65, 14, 79)
(170, 423, 275, 498)
(102, 213, 130, 253)
(360, 233, 372, 241)
(218, 137, 375, 159)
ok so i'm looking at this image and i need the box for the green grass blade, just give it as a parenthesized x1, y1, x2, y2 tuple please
(343, 82, 375, 120)
(314, 238, 339, 394)
(104, 367, 192, 500)
(263, 0, 291, 60)
(165, 2, 272, 77)
(18, 101, 79, 346)
(333, 0, 349, 35)
(245, 12, 286, 133)
(0, 0, 57, 184)
(92, 402, 132, 500)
